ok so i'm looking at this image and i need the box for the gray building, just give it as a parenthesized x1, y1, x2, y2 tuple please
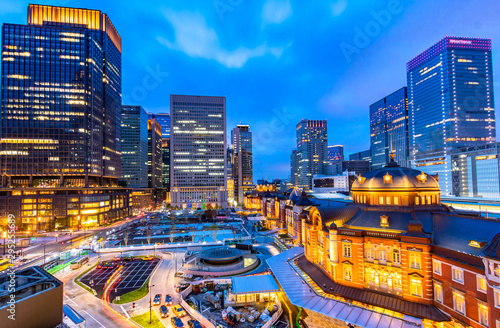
(296, 119, 328, 189)
(407, 37, 496, 195)
(148, 119, 162, 188)
(370, 87, 408, 170)
(290, 149, 297, 186)
(231, 124, 253, 205)
(349, 150, 371, 163)
(170, 95, 227, 208)
(451, 143, 500, 198)
(121, 106, 148, 188)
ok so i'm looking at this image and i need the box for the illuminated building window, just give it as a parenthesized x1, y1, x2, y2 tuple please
(343, 243, 351, 258)
(410, 277, 423, 297)
(426, 195, 431, 204)
(343, 264, 352, 281)
(495, 290, 500, 309)
(366, 247, 373, 261)
(421, 196, 425, 205)
(363, 195, 366, 203)
(379, 248, 387, 262)
(386, 196, 391, 205)
(477, 275, 487, 293)
(453, 290, 466, 315)
(393, 197, 399, 205)
(434, 282, 443, 303)
(452, 267, 464, 284)
(392, 249, 400, 263)
(409, 252, 421, 270)
(379, 196, 384, 205)
(415, 196, 420, 205)
(478, 301, 488, 326)
(433, 260, 442, 275)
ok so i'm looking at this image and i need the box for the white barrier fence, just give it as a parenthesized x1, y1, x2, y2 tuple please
(262, 301, 283, 328)
(180, 293, 215, 328)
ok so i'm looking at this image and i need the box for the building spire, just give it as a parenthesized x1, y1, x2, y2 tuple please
(385, 133, 399, 167)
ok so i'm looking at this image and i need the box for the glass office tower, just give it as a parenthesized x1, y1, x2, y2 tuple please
(231, 125, 253, 205)
(407, 37, 495, 195)
(0, 5, 128, 229)
(121, 106, 148, 188)
(328, 145, 344, 164)
(170, 95, 227, 208)
(296, 119, 328, 190)
(370, 87, 408, 170)
(148, 112, 170, 138)
(148, 119, 162, 188)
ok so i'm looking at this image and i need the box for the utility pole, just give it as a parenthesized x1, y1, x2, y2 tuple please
(149, 283, 155, 324)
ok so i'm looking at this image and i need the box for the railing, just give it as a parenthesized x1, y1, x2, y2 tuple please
(261, 301, 283, 328)
(180, 293, 215, 328)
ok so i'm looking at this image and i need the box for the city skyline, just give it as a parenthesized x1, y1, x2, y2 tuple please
(1, 1, 500, 181)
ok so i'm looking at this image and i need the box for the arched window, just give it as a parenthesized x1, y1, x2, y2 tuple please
(392, 249, 400, 263)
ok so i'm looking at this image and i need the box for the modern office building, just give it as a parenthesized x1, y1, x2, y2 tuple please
(148, 119, 162, 188)
(296, 120, 328, 190)
(0, 4, 129, 229)
(328, 145, 344, 164)
(120, 105, 148, 188)
(290, 149, 297, 186)
(451, 143, 500, 198)
(407, 36, 496, 195)
(170, 95, 227, 208)
(312, 171, 356, 193)
(148, 112, 170, 138)
(370, 87, 409, 170)
(161, 138, 170, 190)
(349, 150, 371, 164)
(231, 124, 254, 205)
(227, 146, 235, 206)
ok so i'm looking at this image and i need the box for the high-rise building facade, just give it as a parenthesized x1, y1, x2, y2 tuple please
(231, 124, 253, 205)
(0, 5, 129, 229)
(407, 37, 495, 195)
(170, 95, 227, 208)
(148, 112, 170, 138)
(349, 150, 371, 163)
(148, 119, 162, 188)
(328, 145, 344, 164)
(296, 120, 328, 190)
(121, 106, 148, 188)
(290, 149, 297, 186)
(161, 138, 170, 190)
(370, 87, 409, 170)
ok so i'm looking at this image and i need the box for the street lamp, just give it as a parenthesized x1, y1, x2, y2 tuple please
(55, 234, 59, 243)
(149, 283, 155, 324)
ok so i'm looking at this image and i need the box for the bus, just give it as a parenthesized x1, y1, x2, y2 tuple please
(70, 255, 89, 269)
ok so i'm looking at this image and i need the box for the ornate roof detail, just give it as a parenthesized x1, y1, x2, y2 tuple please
(416, 172, 427, 183)
(358, 175, 366, 184)
(383, 172, 393, 184)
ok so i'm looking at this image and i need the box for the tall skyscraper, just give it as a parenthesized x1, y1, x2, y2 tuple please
(148, 119, 162, 188)
(231, 124, 253, 205)
(161, 138, 170, 190)
(148, 113, 170, 138)
(296, 119, 328, 189)
(370, 87, 409, 170)
(0, 5, 129, 228)
(327, 145, 344, 164)
(407, 37, 495, 195)
(170, 95, 227, 208)
(349, 150, 371, 163)
(290, 149, 297, 186)
(121, 106, 148, 188)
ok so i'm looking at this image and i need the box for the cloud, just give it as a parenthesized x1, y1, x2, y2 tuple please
(261, 0, 292, 26)
(158, 9, 284, 68)
(330, 0, 348, 17)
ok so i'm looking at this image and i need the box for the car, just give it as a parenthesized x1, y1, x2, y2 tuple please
(164, 294, 173, 305)
(113, 255, 122, 261)
(153, 294, 162, 306)
(160, 305, 169, 318)
(172, 305, 186, 317)
(123, 256, 135, 261)
(142, 255, 154, 261)
(96, 262, 104, 269)
(175, 283, 190, 293)
(171, 317, 184, 328)
(107, 262, 117, 269)
(188, 319, 202, 328)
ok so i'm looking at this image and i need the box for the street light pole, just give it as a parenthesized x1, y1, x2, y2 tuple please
(43, 244, 46, 265)
(149, 283, 155, 324)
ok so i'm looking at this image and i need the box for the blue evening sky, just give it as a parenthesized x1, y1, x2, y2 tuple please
(2, 0, 500, 181)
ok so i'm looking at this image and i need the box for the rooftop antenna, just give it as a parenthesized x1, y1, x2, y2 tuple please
(389, 133, 395, 163)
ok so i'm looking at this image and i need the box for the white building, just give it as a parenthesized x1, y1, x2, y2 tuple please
(311, 171, 356, 193)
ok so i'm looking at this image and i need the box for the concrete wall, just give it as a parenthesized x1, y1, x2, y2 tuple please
(0, 284, 63, 328)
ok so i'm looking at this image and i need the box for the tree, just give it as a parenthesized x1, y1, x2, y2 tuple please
(208, 223, 219, 242)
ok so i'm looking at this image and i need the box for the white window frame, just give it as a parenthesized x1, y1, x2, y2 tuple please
(432, 260, 442, 275)
(434, 282, 443, 303)
(343, 243, 351, 258)
(452, 290, 466, 315)
(495, 289, 500, 309)
(409, 252, 421, 270)
(477, 275, 487, 293)
(410, 277, 423, 297)
(452, 266, 464, 284)
(496, 319, 500, 328)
